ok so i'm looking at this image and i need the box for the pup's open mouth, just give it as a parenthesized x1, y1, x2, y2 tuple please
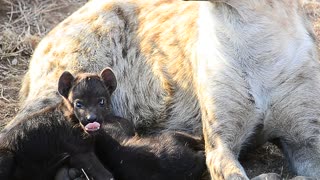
(84, 122, 101, 132)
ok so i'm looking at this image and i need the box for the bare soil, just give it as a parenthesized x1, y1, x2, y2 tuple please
(0, 0, 319, 179)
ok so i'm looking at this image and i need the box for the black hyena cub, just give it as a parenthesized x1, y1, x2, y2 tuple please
(0, 68, 116, 180)
(57, 69, 206, 180)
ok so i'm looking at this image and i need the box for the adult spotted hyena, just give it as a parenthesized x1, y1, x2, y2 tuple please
(7, 0, 320, 179)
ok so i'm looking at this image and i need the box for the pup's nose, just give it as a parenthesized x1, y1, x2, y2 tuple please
(86, 114, 97, 122)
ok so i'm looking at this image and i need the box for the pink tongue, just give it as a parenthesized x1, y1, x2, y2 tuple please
(85, 122, 100, 131)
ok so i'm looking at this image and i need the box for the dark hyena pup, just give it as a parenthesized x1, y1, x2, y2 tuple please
(0, 68, 116, 180)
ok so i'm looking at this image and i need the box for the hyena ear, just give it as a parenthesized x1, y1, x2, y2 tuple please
(58, 71, 74, 99)
(100, 67, 117, 94)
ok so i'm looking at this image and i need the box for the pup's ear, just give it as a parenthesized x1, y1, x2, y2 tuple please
(58, 71, 74, 99)
(100, 67, 117, 94)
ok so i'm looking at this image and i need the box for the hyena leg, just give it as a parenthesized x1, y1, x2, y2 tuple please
(270, 74, 320, 177)
(281, 140, 320, 178)
(197, 71, 260, 179)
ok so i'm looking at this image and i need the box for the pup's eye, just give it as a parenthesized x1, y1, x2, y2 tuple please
(75, 101, 83, 108)
(99, 99, 105, 107)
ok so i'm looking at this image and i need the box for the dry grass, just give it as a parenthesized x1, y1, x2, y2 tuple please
(0, 0, 85, 60)
(304, 0, 320, 39)
(0, 0, 319, 178)
(0, 0, 86, 127)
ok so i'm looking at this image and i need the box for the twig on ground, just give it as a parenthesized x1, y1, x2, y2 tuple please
(81, 168, 91, 180)
(0, 85, 10, 103)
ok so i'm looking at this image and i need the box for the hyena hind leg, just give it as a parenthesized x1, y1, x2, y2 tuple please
(270, 77, 320, 178)
(280, 138, 320, 178)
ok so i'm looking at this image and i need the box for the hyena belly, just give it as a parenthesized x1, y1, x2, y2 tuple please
(19, 0, 201, 135)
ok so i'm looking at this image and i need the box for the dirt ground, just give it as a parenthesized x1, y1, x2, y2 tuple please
(0, 0, 320, 179)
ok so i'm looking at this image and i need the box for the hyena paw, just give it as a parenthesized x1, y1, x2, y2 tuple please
(226, 173, 249, 180)
(290, 176, 317, 180)
(55, 166, 86, 180)
(251, 173, 281, 180)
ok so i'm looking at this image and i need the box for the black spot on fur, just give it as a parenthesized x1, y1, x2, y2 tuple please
(122, 48, 128, 59)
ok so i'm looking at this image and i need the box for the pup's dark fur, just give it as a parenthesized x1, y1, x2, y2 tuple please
(0, 68, 116, 180)
(94, 130, 206, 180)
